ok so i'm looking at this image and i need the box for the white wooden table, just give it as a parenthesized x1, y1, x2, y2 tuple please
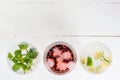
(0, 0, 120, 80)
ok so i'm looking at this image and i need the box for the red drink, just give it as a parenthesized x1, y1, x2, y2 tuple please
(44, 41, 77, 75)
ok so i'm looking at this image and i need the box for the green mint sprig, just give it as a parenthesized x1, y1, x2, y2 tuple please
(8, 42, 38, 74)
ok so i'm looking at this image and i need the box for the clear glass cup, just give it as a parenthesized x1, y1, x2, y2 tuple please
(80, 41, 112, 74)
(44, 41, 77, 75)
(7, 41, 40, 74)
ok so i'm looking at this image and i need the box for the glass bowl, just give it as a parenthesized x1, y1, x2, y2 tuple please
(80, 42, 112, 74)
(44, 41, 77, 75)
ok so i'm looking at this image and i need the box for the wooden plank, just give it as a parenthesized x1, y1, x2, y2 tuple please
(0, 0, 120, 3)
(14, 4, 120, 37)
(0, 2, 120, 37)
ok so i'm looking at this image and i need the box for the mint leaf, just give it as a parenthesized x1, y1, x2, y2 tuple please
(12, 57, 18, 63)
(14, 50, 22, 59)
(87, 56, 93, 66)
(23, 57, 33, 64)
(28, 59, 33, 64)
(22, 64, 27, 73)
(28, 47, 38, 59)
(24, 58, 33, 64)
(27, 64, 32, 70)
(19, 42, 29, 50)
(8, 52, 13, 60)
(12, 64, 21, 72)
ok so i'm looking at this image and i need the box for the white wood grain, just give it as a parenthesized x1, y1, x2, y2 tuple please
(0, 1, 120, 37)
(0, 0, 120, 79)
(0, 0, 120, 3)
(1, 3, 119, 37)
